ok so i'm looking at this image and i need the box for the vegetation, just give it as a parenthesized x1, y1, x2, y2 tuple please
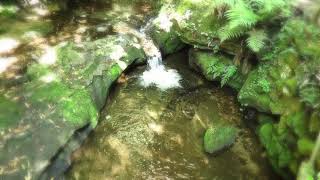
(1, 0, 320, 179)
(213, 0, 292, 52)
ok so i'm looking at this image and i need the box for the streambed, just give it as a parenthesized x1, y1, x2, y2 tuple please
(65, 51, 278, 180)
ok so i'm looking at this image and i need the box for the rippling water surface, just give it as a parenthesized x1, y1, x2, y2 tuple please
(65, 51, 279, 180)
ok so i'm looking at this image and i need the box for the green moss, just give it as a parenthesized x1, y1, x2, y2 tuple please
(26, 81, 70, 103)
(60, 90, 99, 127)
(297, 138, 315, 156)
(0, 94, 23, 129)
(204, 125, 238, 154)
(91, 64, 122, 110)
(27, 64, 52, 80)
(259, 122, 293, 176)
(173, 0, 221, 48)
(238, 67, 272, 112)
(282, 109, 308, 138)
(57, 43, 84, 72)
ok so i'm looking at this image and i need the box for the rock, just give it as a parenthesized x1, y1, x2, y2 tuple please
(238, 49, 300, 114)
(149, 8, 185, 55)
(153, 0, 245, 55)
(0, 34, 146, 179)
(238, 19, 320, 176)
(204, 125, 238, 154)
(189, 48, 246, 90)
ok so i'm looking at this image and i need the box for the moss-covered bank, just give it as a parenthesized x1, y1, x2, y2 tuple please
(0, 34, 145, 179)
(150, 0, 320, 178)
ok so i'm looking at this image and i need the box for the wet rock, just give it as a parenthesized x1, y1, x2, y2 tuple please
(204, 125, 238, 154)
(149, 10, 185, 55)
(0, 34, 146, 179)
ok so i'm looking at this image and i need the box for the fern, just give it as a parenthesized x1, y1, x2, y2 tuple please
(221, 65, 237, 86)
(218, 0, 259, 41)
(246, 30, 267, 52)
(214, 0, 292, 54)
(218, 24, 247, 41)
(225, 1, 258, 29)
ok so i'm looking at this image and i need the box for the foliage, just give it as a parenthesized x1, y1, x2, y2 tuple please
(259, 122, 293, 176)
(213, 0, 292, 52)
(258, 78, 270, 93)
(297, 62, 320, 110)
(221, 65, 237, 86)
(297, 161, 316, 180)
(207, 61, 238, 87)
(0, 4, 18, 18)
(246, 30, 267, 52)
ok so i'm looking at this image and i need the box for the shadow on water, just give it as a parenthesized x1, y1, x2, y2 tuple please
(65, 50, 281, 180)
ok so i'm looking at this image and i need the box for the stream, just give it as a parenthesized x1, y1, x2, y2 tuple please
(0, 1, 283, 179)
(65, 51, 279, 180)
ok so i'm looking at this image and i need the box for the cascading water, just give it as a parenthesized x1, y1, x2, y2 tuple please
(113, 19, 182, 90)
(138, 20, 182, 90)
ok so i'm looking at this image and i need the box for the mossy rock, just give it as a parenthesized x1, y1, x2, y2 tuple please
(189, 48, 246, 90)
(0, 34, 146, 179)
(0, 94, 23, 129)
(204, 125, 238, 154)
(149, 9, 185, 55)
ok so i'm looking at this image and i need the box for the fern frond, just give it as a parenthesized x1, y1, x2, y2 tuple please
(218, 24, 247, 41)
(221, 65, 237, 86)
(251, 0, 287, 18)
(246, 30, 267, 52)
(225, 1, 258, 29)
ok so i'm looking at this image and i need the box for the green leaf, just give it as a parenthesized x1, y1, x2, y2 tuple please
(221, 65, 237, 86)
(225, 1, 258, 29)
(246, 30, 267, 52)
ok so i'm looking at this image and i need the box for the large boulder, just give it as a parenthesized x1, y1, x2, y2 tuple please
(189, 48, 246, 90)
(0, 34, 145, 179)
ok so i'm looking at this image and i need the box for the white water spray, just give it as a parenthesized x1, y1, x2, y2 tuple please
(138, 20, 181, 90)
(113, 20, 181, 90)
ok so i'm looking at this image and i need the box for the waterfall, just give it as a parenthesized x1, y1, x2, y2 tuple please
(138, 19, 182, 90)
(113, 20, 181, 90)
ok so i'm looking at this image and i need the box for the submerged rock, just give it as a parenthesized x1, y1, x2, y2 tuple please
(204, 125, 238, 154)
